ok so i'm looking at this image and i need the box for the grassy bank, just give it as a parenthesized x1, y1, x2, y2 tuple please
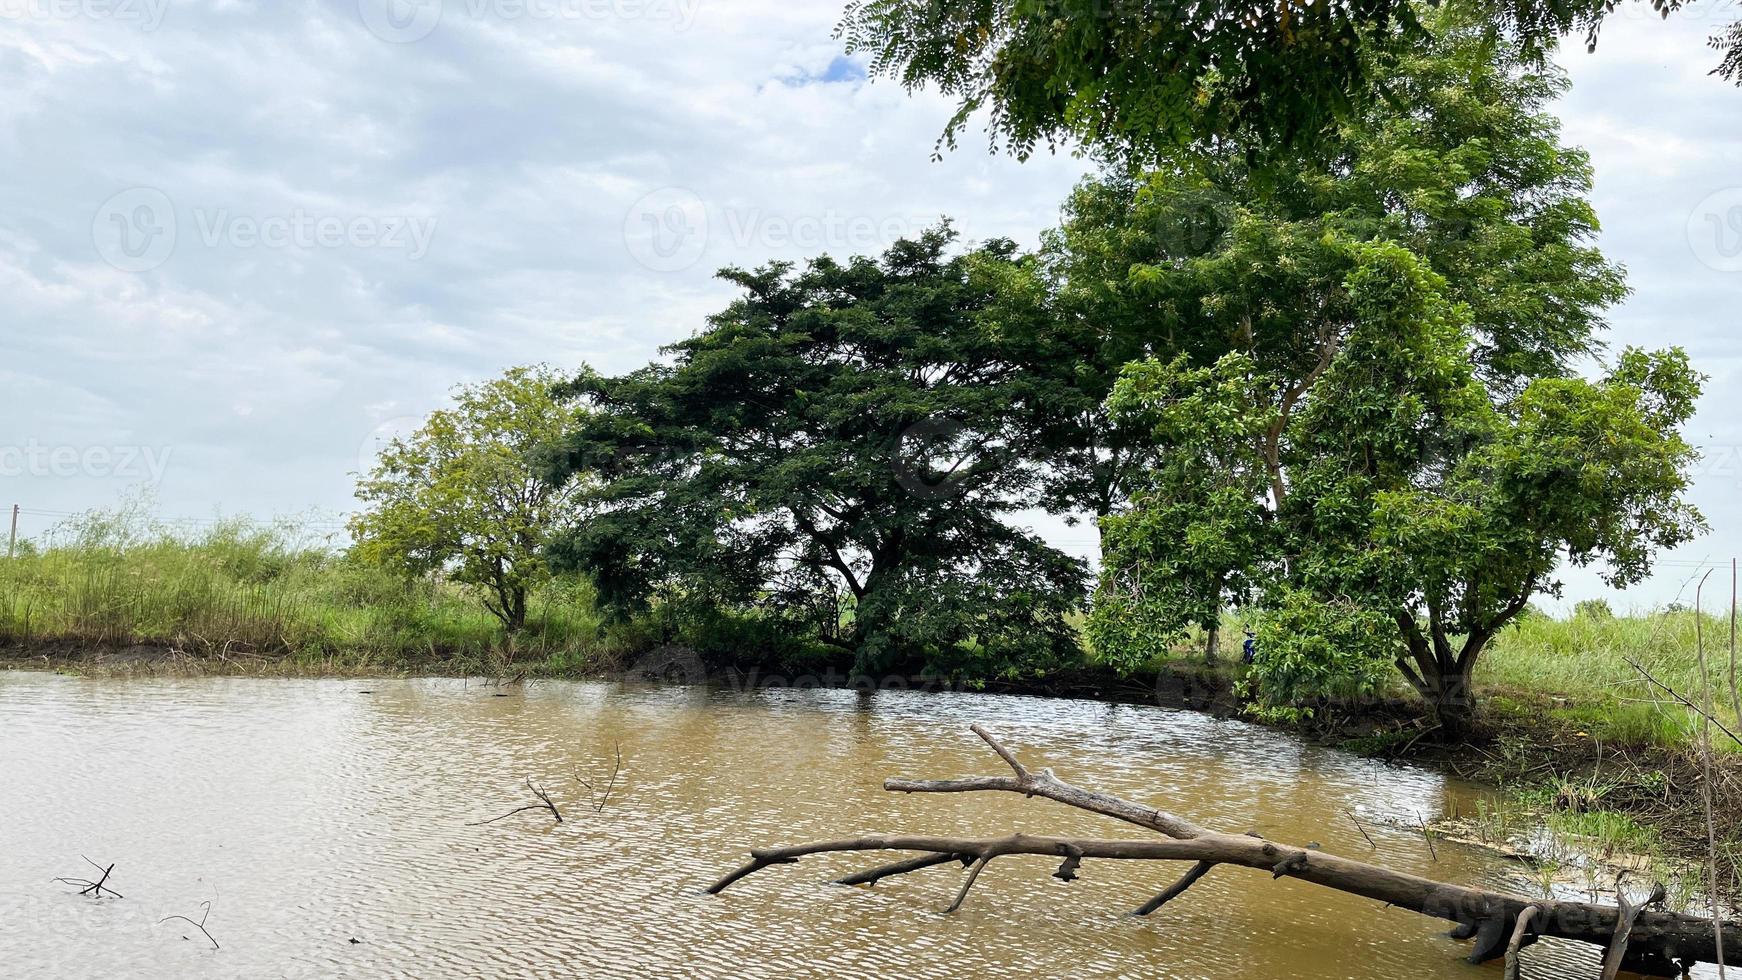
(1482, 607, 1742, 750)
(9, 516, 1741, 749)
(0, 515, 632, 676)
(1127, 612, 1742, 904)
(1463, 611, 1742, 906)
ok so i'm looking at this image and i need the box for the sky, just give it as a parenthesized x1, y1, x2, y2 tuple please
(0, 0, 1738, 612)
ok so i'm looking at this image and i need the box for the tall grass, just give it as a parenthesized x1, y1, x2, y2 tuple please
(0, 511, 630, 674)
(12, 503, 1742, 750)
(1482, 606, 1742, 750)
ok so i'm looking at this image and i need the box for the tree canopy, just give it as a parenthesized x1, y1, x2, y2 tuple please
(350, 365, 585, 632)
(517, 4, 1708, 738)
(1069, 15, 1705, 734)
(1088, 226, 1702, 737)
(835, 0, 1740, 161)
(547, 227, 1087, 676)
(1024, 4, 1628, 530)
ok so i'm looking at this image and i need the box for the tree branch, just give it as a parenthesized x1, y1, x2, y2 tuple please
(710, 724, 1742, 973)
(886, 724, 1205, 840)
(1132, 860, 1213, 916)
(1503, 904, 1539, 980)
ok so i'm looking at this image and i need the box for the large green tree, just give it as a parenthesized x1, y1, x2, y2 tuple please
(547, 228, 1087, 676)
(837, 0, 1739, 160)
(350, 365, 585, 632)
(1075, 13, 1705, 736)
(1092, 241, 1704, 738)
(1028, 5, 1627, 530)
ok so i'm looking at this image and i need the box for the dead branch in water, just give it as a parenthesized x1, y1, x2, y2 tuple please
(52, 856, 122, 899)
(575, 742, 624, 814)
(708, 723, 1742, 978)
(160, 900, 219, 950)
(1415, 811, 1439, 862)
(470, 778, 563, 826)
(1503, 904, 1540, 980)
(1600, 880, 1668, 980)
(1343, 808, 1377, 850)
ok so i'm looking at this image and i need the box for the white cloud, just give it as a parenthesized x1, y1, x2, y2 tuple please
(3, 1, 1739, 609)
(1549, 12, 1742, 609)
(0, 0, 1088, 534)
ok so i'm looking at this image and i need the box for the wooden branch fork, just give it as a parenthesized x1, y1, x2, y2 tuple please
(708, 724, 1741, 977)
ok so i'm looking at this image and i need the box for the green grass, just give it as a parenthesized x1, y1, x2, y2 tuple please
(0, 512, 634, 675)
(1481, 607, 1742, 750)
(1470, 774, 1724, 909)
(1084, 603, 1742, 753)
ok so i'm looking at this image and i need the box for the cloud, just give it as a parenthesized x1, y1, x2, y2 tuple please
(1549, 11, 1742, 609)
(0, 0, 1090, 538)
(3, 2, 1738, 609)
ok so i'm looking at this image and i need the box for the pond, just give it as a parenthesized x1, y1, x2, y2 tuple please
(0, 673, 1683, 977)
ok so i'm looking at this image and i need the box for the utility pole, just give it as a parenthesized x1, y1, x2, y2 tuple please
(7, 504, 16, 559)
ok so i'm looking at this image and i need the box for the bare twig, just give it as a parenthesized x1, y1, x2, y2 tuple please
(51, 857, 122, 899)
(1695, 572, 1730, 979)
(1623, 657, 1742, 749)
(1344, 808, 1377, 850)
(469, 778, 563, 826)
(160, 900, 219, 950)
(1731, 558, 1740, 759)
(1397, 723, 1443, 758)
(1415, 811, 1438, 862)
(575, 743, 624, 814)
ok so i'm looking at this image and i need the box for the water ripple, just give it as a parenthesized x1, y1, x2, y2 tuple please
(0, 674, 1708, 978)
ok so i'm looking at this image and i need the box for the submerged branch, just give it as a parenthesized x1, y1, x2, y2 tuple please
(52, 857, 123, 899)
(709, 723, 1742, 977)
(470, 778, 563, 826)
(160, 900, 219, 950)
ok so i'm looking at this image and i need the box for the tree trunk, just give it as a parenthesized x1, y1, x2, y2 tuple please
(709, 724, 1739, 977)
(1204, 621, 1220, 665)
(1425, 660, 1476, 742)
(1396, 611, 1484, 741)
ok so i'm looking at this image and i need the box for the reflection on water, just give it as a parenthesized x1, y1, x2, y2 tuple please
(0, 674, 1693, 978)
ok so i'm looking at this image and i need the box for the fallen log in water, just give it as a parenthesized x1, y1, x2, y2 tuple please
(708, 724, 1740, 977)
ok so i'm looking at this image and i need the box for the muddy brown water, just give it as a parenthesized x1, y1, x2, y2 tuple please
(0, 674, 1703, 978)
